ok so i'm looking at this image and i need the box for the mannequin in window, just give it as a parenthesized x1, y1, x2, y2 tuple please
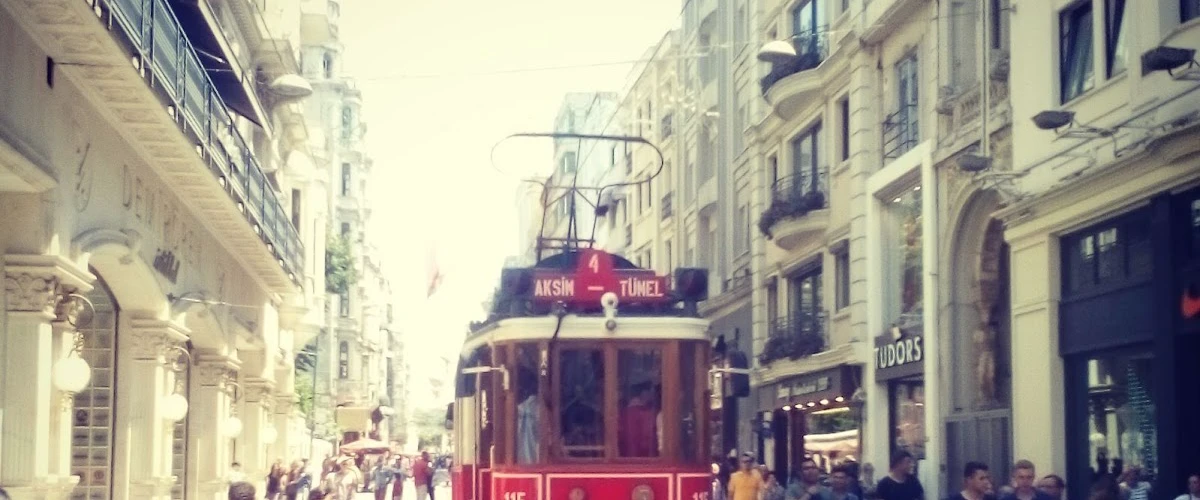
(620, 382, 659, 457)
(516, 369, 539, 464)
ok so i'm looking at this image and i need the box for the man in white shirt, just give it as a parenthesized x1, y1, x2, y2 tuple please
(1173, 474, 1200, 500)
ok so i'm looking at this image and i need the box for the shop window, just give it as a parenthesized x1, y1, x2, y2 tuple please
(1188, 197, 1200, 260)
(804, 407, 860, 467)
(1060, 2, 1095, 103)
(618, 348, 662, 457)
(559, 348, 605, 458)
(890, 381, 927, 459)
(1080, 351, 1157, 482)
(883, 186, 924, 330)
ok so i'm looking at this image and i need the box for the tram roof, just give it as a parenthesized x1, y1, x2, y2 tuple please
(461, 314, 711, 355)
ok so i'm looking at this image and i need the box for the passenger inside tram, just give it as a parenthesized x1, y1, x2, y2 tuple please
(619, 382, 660, 457)
(516, 367, 539, 464)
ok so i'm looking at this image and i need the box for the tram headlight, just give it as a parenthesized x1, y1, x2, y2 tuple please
(602, 292, 619, 331)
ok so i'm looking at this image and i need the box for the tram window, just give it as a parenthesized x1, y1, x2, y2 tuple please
(618, 348, 663, 458)
(514, 344, 540, 464)
(679, 342, 699, 463)
(559, 349, 605, 458)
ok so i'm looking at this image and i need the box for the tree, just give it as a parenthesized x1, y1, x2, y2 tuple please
(295, 370, 314, 417)
(325, 235, 358, 295)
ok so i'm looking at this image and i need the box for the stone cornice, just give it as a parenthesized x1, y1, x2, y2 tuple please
(126, 318, 190, 360)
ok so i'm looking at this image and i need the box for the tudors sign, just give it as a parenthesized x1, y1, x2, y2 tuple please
(875, 334, 924, 381)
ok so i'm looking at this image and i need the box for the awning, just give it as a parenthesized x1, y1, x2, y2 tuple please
(169, 0, 269, 127)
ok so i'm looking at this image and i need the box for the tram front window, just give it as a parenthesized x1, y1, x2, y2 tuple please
(619, 348, 662, 457)
(560, 348, 605, 458)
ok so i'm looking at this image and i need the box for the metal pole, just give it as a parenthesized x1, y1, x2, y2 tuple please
(308, 346, 319, 458)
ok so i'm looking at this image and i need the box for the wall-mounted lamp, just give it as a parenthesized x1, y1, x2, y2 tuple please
(161, 345, 191, 422)
(757, 40, 797, 64)
(1031, 110, 1114, 138)
(1141, 46, 1199, 80)
(956, 153, 992, 173)
(225, 381, 244, 438)
(53, 293, 96, 404)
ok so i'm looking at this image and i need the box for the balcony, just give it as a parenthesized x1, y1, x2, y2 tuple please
(758, 313, 827, 365)
(883, 104, 919, 162)
(760, 32, 829, 119)
(758, 169, 830, 251)
(3, 0, 304, 291)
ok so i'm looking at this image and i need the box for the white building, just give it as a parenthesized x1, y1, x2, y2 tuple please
(0, 0, 318, 498)
(297, 0, 399, 445)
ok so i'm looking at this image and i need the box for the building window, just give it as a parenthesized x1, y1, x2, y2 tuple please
(339, 341, 350, 379)
(835, 248, 850, 310)
(767, 280, 779, 323)
(769, 154, 779, 186)
(949, 0, 979, 89)
(341, 106, 354, 139)
(839, 98, 851, 162)
(341, 222, 351, 238)
(1188, 195, 1200, 261)
(991, 0, 1011, 49)
(1063, 220, 1152, 295)
(323, 53, 334, 79)
(888, 54, 920, 159)
(788, 266, 823, 324)
(884, 186, 923, 330)
(341, 163, 352, 196)
(1105, 0, 1127, 76)
(665, 240, 673, 272)
(561, 151, 577, 175)
(291, 189, 302, 229)
(791, 0, 818, 38)
(789, 122, 825, 195)
(339, 293, 350, 317)
(1060, 2, 1095, 103)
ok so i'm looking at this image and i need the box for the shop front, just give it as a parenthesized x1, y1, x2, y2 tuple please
(874, 331, 926, 462)
(1005, 177, 1200, 500)
(757, 365, 862, 477)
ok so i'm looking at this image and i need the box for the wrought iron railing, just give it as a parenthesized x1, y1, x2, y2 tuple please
(882, 104, 919, 161)
(759, 312, 827, 364)
(661, 192, 674, 220)
(101, 0, 304, 284)
(758, 169, 828, 237)
(760, 31, 830, 94)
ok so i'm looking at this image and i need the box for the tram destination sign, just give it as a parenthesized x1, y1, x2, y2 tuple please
(531, 249, 672, 304)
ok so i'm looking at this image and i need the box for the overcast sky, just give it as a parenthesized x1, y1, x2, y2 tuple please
(337, 0, 681, 408)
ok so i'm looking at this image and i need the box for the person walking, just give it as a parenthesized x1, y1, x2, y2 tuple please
(728, 453, 765, 500)
(876, 451, 924, 500)
(413, 451, 433, 500)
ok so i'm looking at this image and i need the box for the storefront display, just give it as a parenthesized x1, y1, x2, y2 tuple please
(758, 365, 861, 476)
(884, 186, 924, 331)
(876, 330, 925, 460)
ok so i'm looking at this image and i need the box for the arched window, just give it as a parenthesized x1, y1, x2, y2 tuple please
(73, 273, 120, 500)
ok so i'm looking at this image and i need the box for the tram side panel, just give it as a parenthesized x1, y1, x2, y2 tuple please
(452, 395, 483, 500)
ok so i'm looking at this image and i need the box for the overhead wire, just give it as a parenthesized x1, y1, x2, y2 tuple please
(349, 9, 986, 81)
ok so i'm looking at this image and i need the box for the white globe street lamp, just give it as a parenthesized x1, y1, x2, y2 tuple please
(225, 416, 244, 438)
(161, 393, 190, 422)
(53, 356, 92, 394)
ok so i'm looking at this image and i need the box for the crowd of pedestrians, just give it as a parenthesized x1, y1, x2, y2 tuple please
(712, 451, 1200, 500)
(217, 450, 448, 500)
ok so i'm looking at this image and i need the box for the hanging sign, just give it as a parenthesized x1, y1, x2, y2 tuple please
(531, 249, 670, 304)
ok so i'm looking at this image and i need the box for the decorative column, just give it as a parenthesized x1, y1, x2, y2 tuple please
(274, 394, 298, 463)
(122, 319, 189, 500)
(241, 379, 276, 491)
(191, 353, 240, 500)
(2, 254, 92, 500)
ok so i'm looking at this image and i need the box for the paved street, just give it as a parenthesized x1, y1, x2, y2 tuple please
(352, 482, 453, 499)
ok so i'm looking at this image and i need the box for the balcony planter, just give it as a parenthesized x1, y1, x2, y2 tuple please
(758, 332, 826, 365)
(758, 191, 826, 239)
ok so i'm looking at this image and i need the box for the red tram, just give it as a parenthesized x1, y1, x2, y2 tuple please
(450, 248, 715, 500)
